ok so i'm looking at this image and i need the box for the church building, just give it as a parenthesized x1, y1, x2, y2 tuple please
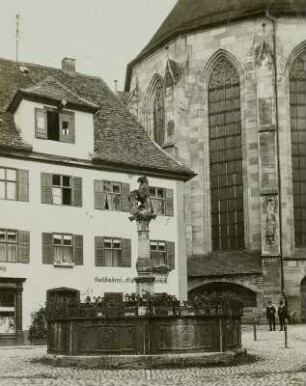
(125, 0, 306, 321)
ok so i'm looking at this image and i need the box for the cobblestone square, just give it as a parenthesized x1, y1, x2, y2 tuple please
(0, 324, 305, 386)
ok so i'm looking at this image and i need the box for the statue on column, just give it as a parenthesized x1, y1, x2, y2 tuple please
(128, 175, 156, 222)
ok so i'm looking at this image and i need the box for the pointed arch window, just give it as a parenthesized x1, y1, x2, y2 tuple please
(208, 58, 244, 250)
(152, 79, 165, 146)
(290, 51, 306, 247)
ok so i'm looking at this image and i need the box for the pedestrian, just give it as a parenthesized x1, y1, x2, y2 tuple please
(266, 301, 276, 331)
(278, 300, 288, 330)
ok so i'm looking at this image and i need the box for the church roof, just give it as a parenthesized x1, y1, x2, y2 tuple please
(0, 57, 194, 180)
(125, 0, 305, 90)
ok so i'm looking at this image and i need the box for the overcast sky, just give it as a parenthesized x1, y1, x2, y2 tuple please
(0, 0, 176, 90)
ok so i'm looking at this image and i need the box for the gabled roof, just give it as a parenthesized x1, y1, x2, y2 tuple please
(188, 251, 262, 277)
(8, 76, 99, 113)
(125, 0, 305, 90)
(0, 57, 194, 180)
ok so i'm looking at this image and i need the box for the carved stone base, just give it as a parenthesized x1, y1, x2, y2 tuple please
(134, 275, 155, 295)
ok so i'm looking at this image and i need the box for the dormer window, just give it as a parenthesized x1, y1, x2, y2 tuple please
(35, 108, 75, 143)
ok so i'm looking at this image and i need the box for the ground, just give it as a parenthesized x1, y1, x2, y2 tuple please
(0, 325, 305, 386)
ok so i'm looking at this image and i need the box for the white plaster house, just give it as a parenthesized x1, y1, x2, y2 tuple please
(0, 57, 194, 345)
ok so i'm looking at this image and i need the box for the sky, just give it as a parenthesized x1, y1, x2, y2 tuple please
(0, 0, 176, 91)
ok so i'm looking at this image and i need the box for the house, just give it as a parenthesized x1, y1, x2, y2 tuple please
(0, 57, 194, 345)
(124, 0, 306, 321)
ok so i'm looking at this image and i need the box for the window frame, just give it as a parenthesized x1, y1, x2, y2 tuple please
(149, 186, 166, 215)
(150, 240, 167, 268)
(0, 229, 18, 263)
(102, 181, 122, 211)
(51, 174, 72, 206)
(103, 237, 122, 267)
(52, 233, 74, 267)
(0, 167, 17, 201)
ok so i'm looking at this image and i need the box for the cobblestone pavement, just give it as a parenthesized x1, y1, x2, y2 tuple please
(0, 324, 305, 386)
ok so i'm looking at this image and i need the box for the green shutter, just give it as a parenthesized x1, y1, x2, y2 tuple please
(17, 169, 29, 202)
(121, 238, 131, 267)
(41, 173, 53, 204)
(74, 235, 83, 265)
(35, 108, 47, 139)
(95, 236, 105, 266)
(166, 241, 175, 269)
(18, 231, 30, 263)
(121, 183, 130, 212)
(94, 180, 105, 210)
(165, 189, 174, 217)
(42, 233, 54, 264)
(59, 111, 75, 143)
(73, 177, 82, 207)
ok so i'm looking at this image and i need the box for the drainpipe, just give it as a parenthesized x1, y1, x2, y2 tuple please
(265, 11, 286, 301)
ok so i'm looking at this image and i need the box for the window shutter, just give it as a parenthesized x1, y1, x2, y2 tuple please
(166, 241, 175, 269)
(59, 111, 75, 143)
(121, 238, 131, 267)
(35, 108, 47, 139)
(41, 173, 53, 204)
(74, 235, 83, 265)
(95, 236, 105, 266)
(94, 180, 105, 210)
(17, 169, 29, 202)
(42, 233, 54, 264)
(165, 189, 174, 216)
(18, 231, 30, 263)
(121, 183, 130, 212)
(73, 177, 82, 207)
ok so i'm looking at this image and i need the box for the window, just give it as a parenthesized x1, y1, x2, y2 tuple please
(42, 233, 83, 266)
(150, 240, 175, 269)
(102, 182, 121, 211)
(41, 173, 82, 207)
(208, 58, 244, 250)
(149, 187, 174, 216)
(94, 180, 130, 212)
(153, 79, 165, 146)
(53, 234, 73, 265)
(0, 168, 17, 200)
(0, 167, 29, 202)
(95, 237, 131, 267)
(0, 229, 29, 264)
(103, 238, 122, 267)
(0, 230, 18, 262)
(52, 175, 72, 205)
(0, 291, 15, 334)
(35, 108, 75, 143)
(290, 51, 306, 247)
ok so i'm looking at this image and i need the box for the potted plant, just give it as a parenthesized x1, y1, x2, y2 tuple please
(28, 307, 47, 345)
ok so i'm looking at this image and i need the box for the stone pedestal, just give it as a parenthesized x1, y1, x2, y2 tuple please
(135, 218, 156, 295)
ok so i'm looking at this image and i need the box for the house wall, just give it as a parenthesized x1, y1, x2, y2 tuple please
(14, 100, 95, 159)
(0, 155, 187, 335)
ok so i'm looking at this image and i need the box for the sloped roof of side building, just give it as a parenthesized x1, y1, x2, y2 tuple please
(125, 0, 305, 90)
(0, 57, 194, 180)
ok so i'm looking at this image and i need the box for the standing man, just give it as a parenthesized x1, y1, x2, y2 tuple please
(266, 301, 276, 331)
(278, 300, 287, 331)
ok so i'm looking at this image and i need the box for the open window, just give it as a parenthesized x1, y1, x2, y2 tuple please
(35, 108, 75, 143)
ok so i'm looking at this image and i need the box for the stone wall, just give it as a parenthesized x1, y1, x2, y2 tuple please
(127, 16, 306, 318)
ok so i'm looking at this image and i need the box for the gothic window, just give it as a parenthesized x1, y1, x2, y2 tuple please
(290, 51, 306, 247)
(153, 80, 165, 146)
(208, 58, 244, 250)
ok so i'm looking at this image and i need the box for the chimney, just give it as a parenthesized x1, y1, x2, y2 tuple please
(62, 57, 76, 74)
